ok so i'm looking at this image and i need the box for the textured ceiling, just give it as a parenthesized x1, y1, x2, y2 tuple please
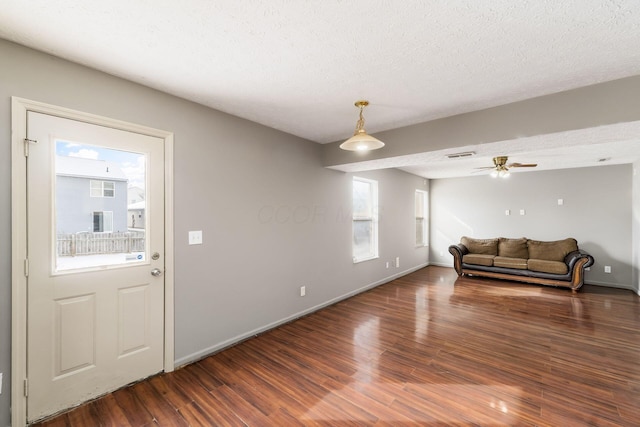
(1, 1, 640, 177)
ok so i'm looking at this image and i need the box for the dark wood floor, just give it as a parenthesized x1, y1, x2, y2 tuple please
(33, 266, 640, 426)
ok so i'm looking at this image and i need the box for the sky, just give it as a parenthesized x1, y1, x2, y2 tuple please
(56, 140, 146, 189)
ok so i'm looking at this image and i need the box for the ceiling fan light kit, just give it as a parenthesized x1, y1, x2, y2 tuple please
(340, 100, 385, 151)
(491, 168, 510, 178)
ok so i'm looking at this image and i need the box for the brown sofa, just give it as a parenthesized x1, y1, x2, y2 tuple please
(448, 236, 594, 292)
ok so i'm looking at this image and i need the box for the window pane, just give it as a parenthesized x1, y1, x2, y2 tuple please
(353, 220, 373, 260)
(104, 211, 114, 233)
(103, 181, 115, 197)
(416, 218, 424, 246)
(90, 180, 102, 197)
(352, 177, 378, 262)
(415, 190, 428, 246)
(415, 191, 424, 217)
(93, 212, 103, 232)
(353, 180, 372, 217)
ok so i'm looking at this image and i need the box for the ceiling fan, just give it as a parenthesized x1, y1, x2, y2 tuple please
(476, 156, 537, 178)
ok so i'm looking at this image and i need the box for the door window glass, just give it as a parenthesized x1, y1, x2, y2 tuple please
(55, 141, 147, 272)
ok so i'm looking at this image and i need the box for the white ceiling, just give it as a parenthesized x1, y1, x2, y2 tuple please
(1, 0, 640, 178)
(338, 123, 640, 179)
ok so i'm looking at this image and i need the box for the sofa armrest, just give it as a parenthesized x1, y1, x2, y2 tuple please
(448, 244, 468, 276)
(564, 250, 594, 269)
(564, 249, 595, 292)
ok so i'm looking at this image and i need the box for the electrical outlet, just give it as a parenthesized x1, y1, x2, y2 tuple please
(505, 209, 510, 216)
(386, 262, 389, 269)
(395, 257, 400, 268)
(188, 230, 203, 245)
(300, 286, 306, 297)
(0, 372, 3, 395)
(604, 266, 612, 273)
(520, 209, 526, 216)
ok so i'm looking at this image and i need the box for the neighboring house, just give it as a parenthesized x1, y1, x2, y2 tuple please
(128, 186, 146, 229)
(56, 156, 129, 234)
(128, 185, 145, 205)
(128, 200, 146, 229)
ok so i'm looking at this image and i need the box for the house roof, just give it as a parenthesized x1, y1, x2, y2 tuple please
(56, 156, 128, 181)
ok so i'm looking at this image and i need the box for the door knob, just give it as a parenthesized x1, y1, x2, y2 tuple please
(151, 268, 163, 277)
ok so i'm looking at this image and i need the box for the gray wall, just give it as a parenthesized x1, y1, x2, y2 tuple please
(0, 39, 428, 425)
(56, 176, 128, 233)
(430, 165, 633, 288)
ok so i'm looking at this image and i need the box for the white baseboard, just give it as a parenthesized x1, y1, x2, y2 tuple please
(174, 262, 429, 367)
(429, 261, 453, 268)
(584, 280, 635, 291)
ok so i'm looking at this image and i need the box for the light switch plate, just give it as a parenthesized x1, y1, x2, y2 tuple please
(0, 372, 3, 395)
(188, 230, 203, 245)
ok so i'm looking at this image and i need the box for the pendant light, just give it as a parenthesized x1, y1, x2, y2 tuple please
(339, 100, 385, 151)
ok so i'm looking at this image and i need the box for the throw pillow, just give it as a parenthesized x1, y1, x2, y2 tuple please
(498, 237, 529, 259)
(460, 236, 499, 255)
(527, 238, 578, 262)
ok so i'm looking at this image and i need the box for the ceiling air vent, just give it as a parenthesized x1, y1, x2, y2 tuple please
(446, 151, 476, 159)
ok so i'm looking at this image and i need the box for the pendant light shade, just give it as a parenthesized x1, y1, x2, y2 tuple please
(340, 100, 385, 151)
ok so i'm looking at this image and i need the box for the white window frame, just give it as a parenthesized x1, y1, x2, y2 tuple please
(90, 180, 115, 198)
(415, 190, 428, 247)
(93, 210, 113, 233)
(352, 176, 379, 263)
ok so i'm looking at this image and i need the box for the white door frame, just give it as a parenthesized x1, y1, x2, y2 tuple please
(11, 97, 175, 427)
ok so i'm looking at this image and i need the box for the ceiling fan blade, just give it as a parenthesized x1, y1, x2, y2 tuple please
(473, 166, 495, 170)
(508, 163, 537, 168)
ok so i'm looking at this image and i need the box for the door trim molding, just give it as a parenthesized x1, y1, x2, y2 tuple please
(11, 97, 175, 427)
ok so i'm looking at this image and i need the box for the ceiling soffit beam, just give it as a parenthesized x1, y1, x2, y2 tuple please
(322, 75, 640, 170)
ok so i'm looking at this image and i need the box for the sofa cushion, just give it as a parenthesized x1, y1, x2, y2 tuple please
(498, 237, 529, 259)
(527, 238, 578, 262)
(461, 236, 498, 255)
(528, 259, 569, 275)
(494, 256, 528, 269)
(463, 254, 495, 266)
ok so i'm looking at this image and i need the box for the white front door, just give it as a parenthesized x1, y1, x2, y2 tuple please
(26, 111, 165, 422)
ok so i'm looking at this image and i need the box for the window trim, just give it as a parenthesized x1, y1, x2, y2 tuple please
(352, 176, 379, 263)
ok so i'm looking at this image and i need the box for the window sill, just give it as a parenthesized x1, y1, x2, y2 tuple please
(353, 255, 379, 264)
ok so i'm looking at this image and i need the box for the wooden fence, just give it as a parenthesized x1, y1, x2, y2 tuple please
(57, 231, 145, 256)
